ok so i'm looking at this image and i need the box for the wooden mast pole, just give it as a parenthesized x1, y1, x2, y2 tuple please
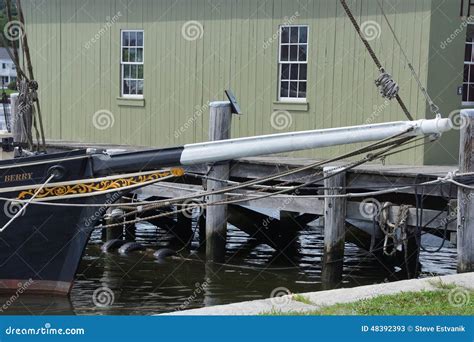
(15, 0, 46, 151)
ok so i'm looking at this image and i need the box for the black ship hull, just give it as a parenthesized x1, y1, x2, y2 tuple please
(0, 196, 105, 294)
(0, 150, 103, 294)
(0, 148, 184, 295)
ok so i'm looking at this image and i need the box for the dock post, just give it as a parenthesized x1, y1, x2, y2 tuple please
(458, 109, 474, 273)
(321, 167, 347, 287)
(205, 101, 233, 262)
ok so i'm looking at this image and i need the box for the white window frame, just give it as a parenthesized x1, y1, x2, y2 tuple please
(278, 24, 309, 103)
(120, 29, 144, 99)
(463, 23, 474, 106)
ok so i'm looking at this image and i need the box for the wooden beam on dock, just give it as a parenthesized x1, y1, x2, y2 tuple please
(458, 110, 474, 273)
(227, 205, 317, 251)
(214, 158, 457, 198)
(137, 183, 456, 233)
(205, 101, 233, 262)
(322, 167, 347, 287)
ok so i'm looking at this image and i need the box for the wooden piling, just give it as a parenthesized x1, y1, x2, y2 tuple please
(205, 101, 233, 262)
(321, 167, 347, 287)
(458, 109, 474, 273)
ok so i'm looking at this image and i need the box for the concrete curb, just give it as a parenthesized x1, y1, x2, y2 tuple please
(162, 273, 474, 316)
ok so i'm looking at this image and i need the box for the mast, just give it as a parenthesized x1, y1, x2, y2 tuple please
(15, 0, 46, 151)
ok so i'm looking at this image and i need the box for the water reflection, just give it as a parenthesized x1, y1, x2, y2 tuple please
(0, 219, 456, 315)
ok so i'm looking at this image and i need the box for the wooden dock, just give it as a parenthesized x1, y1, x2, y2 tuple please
(47, 145, 458, 237)
(46, 104, 474, 282)
(132, 157, 456, 229)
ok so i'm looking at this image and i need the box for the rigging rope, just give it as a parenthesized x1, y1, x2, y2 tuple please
(15, 79, 34, 149)
(339, 0, 414, 121)
(0, 174, 55, 232)
(0, 132, 458, 210)
(378, 202, 410, 256)
(0, 175, 446, 208)
(98, 135, 418, 228)
(375, 0, 441, 115)
(119, 133, 414, 219)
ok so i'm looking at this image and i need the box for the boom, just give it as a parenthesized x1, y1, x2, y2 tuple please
(92, 116, 452, 175)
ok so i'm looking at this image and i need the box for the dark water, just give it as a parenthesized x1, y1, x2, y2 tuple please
(0, 215, 456, 315)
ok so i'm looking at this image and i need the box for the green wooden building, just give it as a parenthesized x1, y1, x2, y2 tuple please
(23, 0, 472, 165)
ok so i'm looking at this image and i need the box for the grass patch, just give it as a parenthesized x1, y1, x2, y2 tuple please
(428, 279, 457, 290)
(266, 288, 474, 316)
(292, 294, 313, 305)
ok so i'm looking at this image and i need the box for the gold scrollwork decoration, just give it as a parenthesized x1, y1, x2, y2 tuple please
(17, 168, 185, 200)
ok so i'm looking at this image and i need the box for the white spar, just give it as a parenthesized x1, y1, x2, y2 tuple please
(179, 117, 452, 165)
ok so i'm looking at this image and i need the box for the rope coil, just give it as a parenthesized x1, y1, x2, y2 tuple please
(375, 71, 400, 100)
(378, 202, 410, 256)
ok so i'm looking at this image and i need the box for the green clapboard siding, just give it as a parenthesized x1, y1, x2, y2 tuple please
(23, 0, 465, 165)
